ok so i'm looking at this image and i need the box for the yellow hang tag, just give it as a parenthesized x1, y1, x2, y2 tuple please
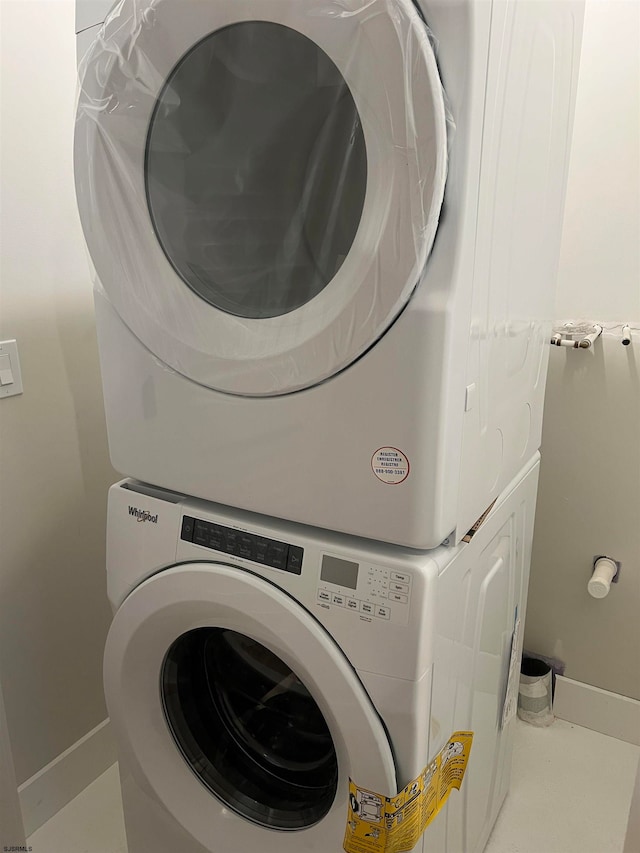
(343, 731, 473, 853)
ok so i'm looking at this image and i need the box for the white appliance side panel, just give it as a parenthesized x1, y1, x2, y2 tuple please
(448, 523, 514, 853)
(488, 472, 535, 837)
(456, 0, 584, 538)
(427, 459, 538, 853)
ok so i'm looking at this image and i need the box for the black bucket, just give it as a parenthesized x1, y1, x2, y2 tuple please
(517, 656, 554, 726)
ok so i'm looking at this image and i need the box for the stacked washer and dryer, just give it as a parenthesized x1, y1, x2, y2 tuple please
(74, 1, 584, 851)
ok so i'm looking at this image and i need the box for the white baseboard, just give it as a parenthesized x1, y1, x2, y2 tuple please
(18, 718, 117, 836)
(554, 676, 640, 746)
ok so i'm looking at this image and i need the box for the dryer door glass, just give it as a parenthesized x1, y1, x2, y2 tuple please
(146, 22, 367, 320)
(161, 627, 339, 829)
(77, 0, 447, 394)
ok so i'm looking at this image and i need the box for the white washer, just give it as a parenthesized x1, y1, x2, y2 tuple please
(104, 456, 539, 853)
(75, 0, 582, 547)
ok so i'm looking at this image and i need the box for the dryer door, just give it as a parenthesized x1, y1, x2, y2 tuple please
(104, 563, 397, 849)
(75, 0, 447, 396)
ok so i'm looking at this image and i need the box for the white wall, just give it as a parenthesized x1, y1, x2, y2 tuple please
(524, 0, 640, 700)
(554, 0, 640, 323)
(0, 0, 117, 785)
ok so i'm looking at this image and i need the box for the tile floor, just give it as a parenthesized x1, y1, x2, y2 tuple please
(28, 719, 638, 853)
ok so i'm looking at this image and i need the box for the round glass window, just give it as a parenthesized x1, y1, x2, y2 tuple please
(145, 22, 367, 319)
(161, 628, 339, 829)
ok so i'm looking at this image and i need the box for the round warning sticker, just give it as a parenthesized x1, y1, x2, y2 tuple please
(371, 447, 410, 485)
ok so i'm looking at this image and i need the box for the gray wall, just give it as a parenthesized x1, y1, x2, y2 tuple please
(0, 679, 25, 849)
(527, 341, 640, 699)
(0, 0, 117, 784)
(524, 0, 640, 700)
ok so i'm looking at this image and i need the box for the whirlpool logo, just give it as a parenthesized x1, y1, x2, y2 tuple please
(129, 506, 158, 524)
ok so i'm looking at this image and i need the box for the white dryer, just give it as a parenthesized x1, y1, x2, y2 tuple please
(104, 456, 539, 853)
(75, 0, 582, 548)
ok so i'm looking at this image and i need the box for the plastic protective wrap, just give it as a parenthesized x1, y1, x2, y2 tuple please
(75, 0, 450, 396)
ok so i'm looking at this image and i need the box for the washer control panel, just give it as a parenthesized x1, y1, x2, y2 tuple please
(181, 515, 304, 575)
(316, 555, 411, 625)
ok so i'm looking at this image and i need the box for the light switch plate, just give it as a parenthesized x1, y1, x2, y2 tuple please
(0, 340, 23, 398)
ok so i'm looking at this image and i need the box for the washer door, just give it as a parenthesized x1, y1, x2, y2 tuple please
(75, 0, 447, 396)
(104, 563, 397, 849)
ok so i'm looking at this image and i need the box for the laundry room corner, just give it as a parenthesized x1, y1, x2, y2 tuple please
(1, 0, 639, 852)
(0, 0, 118, 839)
(523, 0, 640, 736)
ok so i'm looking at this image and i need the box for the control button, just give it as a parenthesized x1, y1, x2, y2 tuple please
(317, 590, 331, 603)
(346, 598, 360, 611)
(388, 592, 408, 604)
(208, 524, 226, 551)
(193, 519, 212, 547)
(237, 534, 255, 560)
(391, 571, 411, 585)
(389, 581, 409, 594)
(180, 516, 195, 542)
(224, 529, 239, 555)
(287, 546, 304, 575)
(266, 542, 289, 570)
(255, 537, 269, 563)
(332, 594, 345, 607)
(375, 605, 391, 620)
(361, 602, 374, 615)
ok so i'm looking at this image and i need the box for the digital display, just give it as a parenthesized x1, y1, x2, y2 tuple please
(320, 555, 359, 590)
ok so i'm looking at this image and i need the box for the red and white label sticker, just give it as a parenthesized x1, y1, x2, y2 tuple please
(371, 447, 410, 485)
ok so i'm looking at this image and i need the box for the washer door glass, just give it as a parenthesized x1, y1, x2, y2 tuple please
(161, 627, 339, 829)
(146, 22, 367, 320)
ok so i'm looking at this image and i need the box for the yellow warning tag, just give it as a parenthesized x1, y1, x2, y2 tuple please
(343, 731, 474, 853)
